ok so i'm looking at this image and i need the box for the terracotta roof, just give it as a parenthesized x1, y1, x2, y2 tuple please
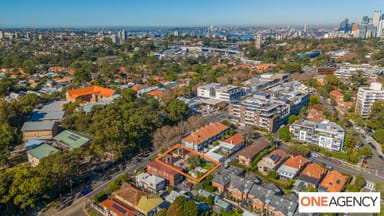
(113, 184, 148, 207)
(131, 84, 148, 91)
(100, 198, 138, 216)
(239, 138, 270, 159)
(67, 86, 115, 100)
(306, 108, 326, 123)
(300, 163, 325, 179)
(265, 149, 288, 165)
(320, 170, 348, 192)
(182, 122, 229, 146)
(147, 161, 178, 176)
(223, 134, 244, 146)
(330, 90, 344, 98)
(282, 155, 308, 170)
(147, 89, 165, 97)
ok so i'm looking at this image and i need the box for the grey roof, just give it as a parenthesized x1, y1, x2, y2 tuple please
(30, 111, 64, 121)
(248, 184, 298, 216)
(39, 101, 67, 112)
(21, 121, 56, 132)
(229, 175, 254, 194)
(212, 166, 243, 186)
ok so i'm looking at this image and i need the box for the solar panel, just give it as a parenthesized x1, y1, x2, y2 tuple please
(112, 203, 127, 214)
(68, 134, 80, 141)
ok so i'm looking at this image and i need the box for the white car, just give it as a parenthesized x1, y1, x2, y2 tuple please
(311, 152, 320, 158)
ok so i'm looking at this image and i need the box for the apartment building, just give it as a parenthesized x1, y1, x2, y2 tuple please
(355, 82, 384, 118)
(228, 93, 290, 132)
(289, 119, 345, 152)
(197, 83, 247, 102)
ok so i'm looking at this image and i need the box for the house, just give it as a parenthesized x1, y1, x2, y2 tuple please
(219, 134, 245, 153)
(29, 101, 67, 122)
(113, 184, 148, 209)
(182, 122, 229, 151)
(214, 196, 232, 212)
(276, 155, 308, 179)
(27, 144, 59, 167)
(227, 174, 259, 201)
(247, 184, 298, 216)
(99, 198, 138, 216)
(147, 161, 183, 186)
(66, 85, 117, 103)
(53, 130, 91, 150)
(136, 173, 166, 193)
(298, 163, 326, 188)
(238, 139, 270, 167)
(136, 195, 164, 216)
(146, 89, 165, 100)
(21, 121, 58, 140)
(330, 89, 353, 111)
(257, 149, 288, 175)
(318, 170, 348, 192)
(212, 166, 243, 193)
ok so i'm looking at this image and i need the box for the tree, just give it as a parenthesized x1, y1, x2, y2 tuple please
(373, 129, 384, 145)
(367, 101, 384, 129)
(278, 126, 291, 142)
(0, 79, 12, 97)
(288, 115, 299, 125)
(22, 59, 37, 74)
(375, 182, 384, 199)
(309, 95, 320, 107)
(207, 195, 214, 206)
(343, 91, 353, 102)
(358, 145, 372, 157)
(325, 74, 338, 85)
(165, 99, 191, 123)
(183, 200, 199, 216)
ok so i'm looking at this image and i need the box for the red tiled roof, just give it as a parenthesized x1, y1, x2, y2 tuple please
(131, 84, 148, 91)
(147, 161, 178, 176)
(265, 149, 288, 165)
(320, 170, 348, 192)
(300, 163, 325, 179)
(330, 90, 344, 98)
(113, 184, 148, 207)
(223, 134, 244, 146)
(100, 198, 138, 216)
(67, 86, 115, 100)
(182, 122, 229, 146)
(147, 89, 165, 97)
(283, 155, 308, 170)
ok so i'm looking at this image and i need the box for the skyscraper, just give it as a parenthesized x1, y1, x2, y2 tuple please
(373, 10, 382, 27)
(338, 18, 350, 33)
(303, 24, 307, 33)
(255, 34, 262, 49)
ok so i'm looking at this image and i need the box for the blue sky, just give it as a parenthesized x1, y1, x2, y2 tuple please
(0, 0, 383, 27)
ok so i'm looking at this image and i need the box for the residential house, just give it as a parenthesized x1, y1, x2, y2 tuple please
(330, 89, 353, 111)
(318, 170, 348, 192)
(147, 161, 183, 186)
(21, 121, 58, 140)
(136, 173, 166, 193)
(27, 144, 59, 167)
(29, 101, 67, 122)
(247, 184, 298, 216)
(53, 130, 90, 150)
(257, 149, 288, 175)
(227, 174, 259, 201)
(212, 166, 243, 193)
(136, 195, 164, 216)
(238, 139, 270, 167)
(113, 184, 148, 210)
(214, 196, 232, 212)
(182, 122, 229, 151)
(99, 198, 138, 216)
(276, 155, 308, 179)
(66, 85, 117, 103)
(298, 163, 326, 188)
(219, 134, 245, 153)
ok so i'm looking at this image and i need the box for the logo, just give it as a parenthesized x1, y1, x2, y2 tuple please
(298, 192, 381, 213)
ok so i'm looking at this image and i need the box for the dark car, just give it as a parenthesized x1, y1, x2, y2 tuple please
(80, 188, 93, 196)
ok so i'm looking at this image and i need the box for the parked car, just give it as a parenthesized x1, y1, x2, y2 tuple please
(80, 188, 93, 196)
(325, 164, 333, 170)
(311, 152, 320, 158)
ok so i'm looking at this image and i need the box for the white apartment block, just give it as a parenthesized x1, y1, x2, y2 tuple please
(355, 82, 384, 118)
(289, 119, 345, 152)
(197, 83, 247, 102)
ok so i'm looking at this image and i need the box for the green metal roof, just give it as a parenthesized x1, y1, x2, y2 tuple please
(53, 130, 90, 149)
(27, 144, 59, 160)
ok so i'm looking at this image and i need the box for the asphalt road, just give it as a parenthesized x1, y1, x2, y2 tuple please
(41, 150, 160, 216)
(279, 144, 384, 183)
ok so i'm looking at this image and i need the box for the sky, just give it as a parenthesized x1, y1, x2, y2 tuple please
(0, 0, 383, 27)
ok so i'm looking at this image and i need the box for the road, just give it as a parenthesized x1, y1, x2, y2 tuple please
(279, 144, 384, 183)
(41, 150, 160, 216)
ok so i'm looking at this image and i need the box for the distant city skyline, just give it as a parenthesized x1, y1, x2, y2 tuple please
(1, 0, 383, 27)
